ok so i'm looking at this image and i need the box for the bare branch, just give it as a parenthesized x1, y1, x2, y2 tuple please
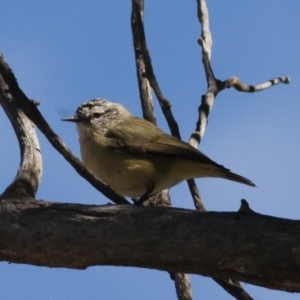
(193, 0, 218, 146)
(1, 198, 300, 293)
(131, 0, 180, 138)
(213, 279, 253, 300)
(0, 54, 42, 198)
(193, 1, 291, 147)
(218, 76, 291, 93)
(185, 0, 219, 213)
(0, 53, 129, 205)
(173, 273, 193, 300)
(131, 0, 156, 125)
(187, 179, 206, 212)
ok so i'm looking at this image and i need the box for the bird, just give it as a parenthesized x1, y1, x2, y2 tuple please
(62, 98, 255, 204)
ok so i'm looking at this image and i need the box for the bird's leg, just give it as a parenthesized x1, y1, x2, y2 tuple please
(134, 185, 154, 206)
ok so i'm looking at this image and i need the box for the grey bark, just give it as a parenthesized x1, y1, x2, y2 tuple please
(0, 198, 299, 293)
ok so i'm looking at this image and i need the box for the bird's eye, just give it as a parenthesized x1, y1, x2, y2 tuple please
(92, 112, 102, 119)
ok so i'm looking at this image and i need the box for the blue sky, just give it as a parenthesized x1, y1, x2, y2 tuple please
(0, 1, 299, 299)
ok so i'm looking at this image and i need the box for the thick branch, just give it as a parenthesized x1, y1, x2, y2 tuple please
(0, 198, 299, 293)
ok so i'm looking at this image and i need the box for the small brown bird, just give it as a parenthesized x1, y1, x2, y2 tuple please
(62, 99, 255, 203)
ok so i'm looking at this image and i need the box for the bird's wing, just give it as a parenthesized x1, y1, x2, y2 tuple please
(105, 117, 227, 170)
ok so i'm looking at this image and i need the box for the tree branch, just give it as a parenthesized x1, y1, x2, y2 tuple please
(186, 0, 218, 213)
(0, 53, 42, 198)
(131, 0, 156, 125)
(131, 0, 180, 138)
(173, 273, 193, 300)
(218, 76, 291, 93)
(0, 53, 129, 205)
(0, 198, 299, 293)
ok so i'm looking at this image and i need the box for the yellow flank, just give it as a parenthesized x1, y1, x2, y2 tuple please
(81, 134, 216, 197)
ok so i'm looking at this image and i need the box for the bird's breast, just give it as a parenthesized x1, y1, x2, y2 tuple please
(80, 138, 160, 197)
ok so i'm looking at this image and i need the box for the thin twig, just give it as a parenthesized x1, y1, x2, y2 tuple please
(186, 0, 219, 211)
(187, 179, 205, 212)
(193, 0, 218, 146)
(131, 0, 180, 139)
(214, 279, 253, 300)
(218, 76, 290, 92)
(0, 53, 129, 205)
(131, 0, 156, 125)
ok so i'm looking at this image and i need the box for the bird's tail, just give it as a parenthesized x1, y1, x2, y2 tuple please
(221, 170, 256, 187)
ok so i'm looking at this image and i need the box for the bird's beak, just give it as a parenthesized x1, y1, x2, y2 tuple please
(61, 115, 81, 122)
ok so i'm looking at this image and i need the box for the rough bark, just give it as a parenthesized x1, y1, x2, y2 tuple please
(0, 198, 299, 293)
